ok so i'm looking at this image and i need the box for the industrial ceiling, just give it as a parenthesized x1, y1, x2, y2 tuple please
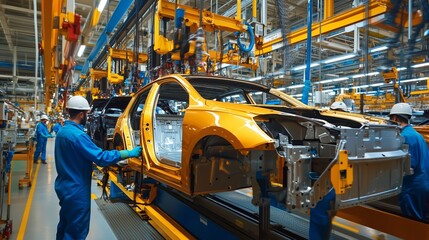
(0, 0, 428, 107)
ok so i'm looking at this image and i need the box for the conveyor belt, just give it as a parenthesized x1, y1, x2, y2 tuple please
(213, 191, 312, 238)
(95, 200, 163, 240)
(212, 191, 393, 239)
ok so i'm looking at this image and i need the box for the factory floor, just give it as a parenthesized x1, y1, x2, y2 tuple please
(4, 138, 118, 240)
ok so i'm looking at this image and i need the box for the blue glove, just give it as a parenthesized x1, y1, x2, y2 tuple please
(128, 146, 142, 158)
(119, 146, 142, 159)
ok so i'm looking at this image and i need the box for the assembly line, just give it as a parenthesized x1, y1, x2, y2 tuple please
(0, 0, 429, 239)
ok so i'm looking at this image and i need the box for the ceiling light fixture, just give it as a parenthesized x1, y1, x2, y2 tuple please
(288, 84, 305, 89)
(323, 53, 356, 64)
(411, 62, 429, 68)
(352, 71, 379, 78)
(97, 0, 108, 12)
(77, 45, 86, 57)
(333, 77, 349, 82)
(292, 63, 320, 71)
(401, 77, 428, 83)
(369, 46, 388, 53)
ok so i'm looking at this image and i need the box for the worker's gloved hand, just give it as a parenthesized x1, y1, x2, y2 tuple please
(128, 146, 142, 158)
(48, 134, 54, 138)
(119, 146, 142, 159)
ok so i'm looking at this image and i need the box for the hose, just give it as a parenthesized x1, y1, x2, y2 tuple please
(236, 22, 255, 53)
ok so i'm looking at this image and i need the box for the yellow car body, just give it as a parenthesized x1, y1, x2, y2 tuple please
(113, 74, 410, 211)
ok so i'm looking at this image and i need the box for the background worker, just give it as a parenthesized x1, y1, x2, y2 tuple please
(33, 114, 52, 164)
(389, 102, 429, 221)
(51, 117, 64, 135)
(54, 95, 142, 240)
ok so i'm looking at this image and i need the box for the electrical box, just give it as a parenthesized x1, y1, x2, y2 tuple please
(252, 22, 265, 37)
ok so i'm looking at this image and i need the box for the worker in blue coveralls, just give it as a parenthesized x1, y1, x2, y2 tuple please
(54, 96, 142, 240)
(33, 114, 52, 164)
(51, 117, 64, 135)
(389, 103, 429, 221)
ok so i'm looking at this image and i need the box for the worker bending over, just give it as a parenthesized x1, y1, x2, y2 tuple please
(389, 103, 429, 221)
(54, 96, 142, 240)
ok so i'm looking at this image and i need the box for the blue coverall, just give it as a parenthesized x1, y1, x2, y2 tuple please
(400, 125, 429, 221)
(54, 120, 122, 240)
(309, 188, 336, 240)
(33, 121, 50, 163)
(51, 122, 62, 134)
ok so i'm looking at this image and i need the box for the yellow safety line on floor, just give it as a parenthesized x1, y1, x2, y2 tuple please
(332, 219, 359, 234)
(91, 193, 97, 199)
(16, 162, 41, 240)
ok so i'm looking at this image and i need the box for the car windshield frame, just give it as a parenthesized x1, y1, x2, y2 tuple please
(183, 75, 309, 108)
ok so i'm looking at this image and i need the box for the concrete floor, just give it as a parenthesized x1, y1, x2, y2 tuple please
(5, 138, 117, 240)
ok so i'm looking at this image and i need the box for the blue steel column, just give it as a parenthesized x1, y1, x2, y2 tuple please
(302, 0, 313, 104)
(81, 0, 134, 75)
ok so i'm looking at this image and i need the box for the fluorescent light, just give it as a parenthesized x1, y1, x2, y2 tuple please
(323, 53, 356, 64)
(367, 72, 379, 76)
(317, 77, 348, 84)
(276, 87, 286, 91)
(370, 46, 388, 53)
(370, 83, 384, 87)
(288, 84, 305, 89)
(352, 72, 379, 78)
(292, 63, 320, 71)
(77, 45, 86, 57)
(318, 79, 333, 84)
(97, 0, 108, 12)
(411, 62, 429, 68)
(352, 74, 365, 78)
(333, 77, 349, 82)
(401, 77, 428, 83)
(396, 67, 407, 71)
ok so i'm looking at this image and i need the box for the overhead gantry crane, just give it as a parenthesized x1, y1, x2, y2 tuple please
(41, 0, 83, 113)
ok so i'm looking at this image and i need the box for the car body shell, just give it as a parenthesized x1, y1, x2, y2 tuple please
(113, 74, 410, 211)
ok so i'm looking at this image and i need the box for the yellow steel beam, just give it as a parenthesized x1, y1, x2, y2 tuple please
(157, 0, 246, 33)
(41, 0, 63, 110)
(256, 0, 388, 55)
(90, 68, 108, 80)
(110, 48, 148, 63)
(324, 0, 334, 20)
(410, 90, 429, 95)
(154, 0, 246, 55)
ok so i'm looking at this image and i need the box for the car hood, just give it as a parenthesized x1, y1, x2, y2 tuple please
(204, 100, 386, 128)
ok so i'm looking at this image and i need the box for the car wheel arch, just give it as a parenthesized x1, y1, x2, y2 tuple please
(189, 135, 252, 194)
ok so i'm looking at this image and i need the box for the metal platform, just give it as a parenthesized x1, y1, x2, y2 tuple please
(95, 200, 163, 240)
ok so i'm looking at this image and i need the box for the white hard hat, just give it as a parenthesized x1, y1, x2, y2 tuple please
(389, 103, 412, 116)
(40, 114, 49, 120)
(330, 101, 347, 111)
(66, 96, 91, 110)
